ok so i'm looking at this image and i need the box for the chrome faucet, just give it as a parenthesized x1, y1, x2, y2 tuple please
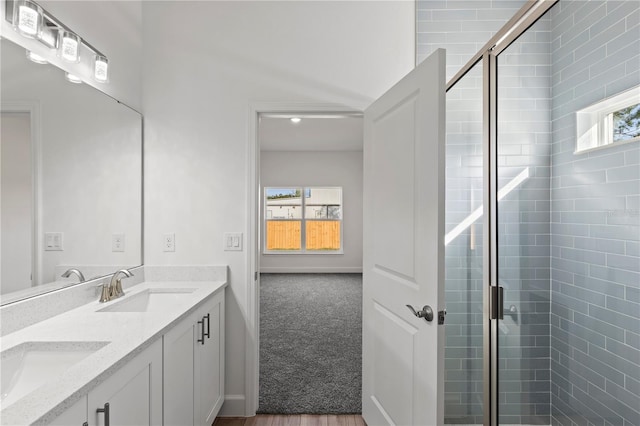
(61, 268, 86, 282)
(99, 269, 134, 303)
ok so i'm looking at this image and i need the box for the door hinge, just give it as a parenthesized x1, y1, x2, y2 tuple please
(254, 271, 258, 281)
(490, 286, 504, 320)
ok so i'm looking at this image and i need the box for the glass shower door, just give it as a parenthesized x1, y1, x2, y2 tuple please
(496, 12, 553, 425)
(444, 60, 485, 424)
(494, 2, 640, 425)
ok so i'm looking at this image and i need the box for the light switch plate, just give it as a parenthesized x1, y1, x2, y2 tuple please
(112, 234, 125, 252)
(44, 232, 63, 251)
(224, 232, 243, 251)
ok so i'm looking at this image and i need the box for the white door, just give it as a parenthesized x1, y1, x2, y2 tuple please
(362, 48, 446, 426)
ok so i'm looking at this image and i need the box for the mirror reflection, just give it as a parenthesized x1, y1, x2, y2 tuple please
(1, 37, 142, 305)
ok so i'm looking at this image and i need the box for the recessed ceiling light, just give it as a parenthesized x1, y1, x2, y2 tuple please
(290, 117, 301, 124)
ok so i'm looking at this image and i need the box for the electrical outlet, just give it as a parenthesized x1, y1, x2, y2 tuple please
(164, 233, 175, 252)
(224, 232, 243, 251)
(112, 234, 125, 252)
(44, 232, 63, 251)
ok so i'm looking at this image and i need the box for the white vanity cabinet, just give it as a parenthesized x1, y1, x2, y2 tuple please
(1, 278, 227, 426)
(164, 290, 225, 426)
(87, 338, 162, 426)
(195, 291, 224, 425)
(48, 339, 163, 426)
(48, 396, 87, 426)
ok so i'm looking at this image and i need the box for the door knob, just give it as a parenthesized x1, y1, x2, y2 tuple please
(406, 305, 433, 322)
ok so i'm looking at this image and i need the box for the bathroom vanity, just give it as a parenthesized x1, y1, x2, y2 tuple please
(0, 270, 227, 425)
(0, 7, 229, 425)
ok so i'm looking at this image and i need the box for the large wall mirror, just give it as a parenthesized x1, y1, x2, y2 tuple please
(1, 37, 142, 305)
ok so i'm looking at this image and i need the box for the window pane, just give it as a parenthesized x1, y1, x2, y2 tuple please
(612, 103, 640, 142)
(327, 206, 341, 219)
(266, 188, 302, 219)
(305, 221, 340, 250)
(266, 220, 301, 250)
(304, 187, 342, 219)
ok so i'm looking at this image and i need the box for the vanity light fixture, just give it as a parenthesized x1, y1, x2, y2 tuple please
(94, 55, 108, 83)
(38, 24, 58, 49)
(58, 30, 80, 63)
(64, 72, 82, 84)
(25, 49, 47, 64)
(7, 0, 110, 84)
(12, 0, 42, 39)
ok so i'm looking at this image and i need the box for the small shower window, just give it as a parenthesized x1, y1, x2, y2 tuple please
(576, 85, 640, 154)
(610, 103, 640, 143)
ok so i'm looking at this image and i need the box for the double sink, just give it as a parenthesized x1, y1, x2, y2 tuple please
(0, 287, 197, 410)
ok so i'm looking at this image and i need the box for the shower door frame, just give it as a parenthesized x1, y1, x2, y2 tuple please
(444, 1, 558, 424)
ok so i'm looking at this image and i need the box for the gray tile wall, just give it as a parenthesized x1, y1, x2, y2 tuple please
(417, 0, 527, 80)
(420, 2, 640, 425)
(550, 2, 640, 425)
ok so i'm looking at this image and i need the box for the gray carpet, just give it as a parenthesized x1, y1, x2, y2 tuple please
(258, 273, 362, 414)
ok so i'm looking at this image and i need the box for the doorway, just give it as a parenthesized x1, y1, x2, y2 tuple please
(254, 110, 364, 414)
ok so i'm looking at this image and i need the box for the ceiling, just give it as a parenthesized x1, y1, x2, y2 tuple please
(259, 114, 363, 152)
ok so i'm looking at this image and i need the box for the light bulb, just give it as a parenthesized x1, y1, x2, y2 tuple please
(26, 50, 47, 64)
(94, 55, 109, 83)
(59, 30, 80, 63)
(13, 0, 43, 39)
(290, 117, 302, 124)
(65, 72, 82, 84)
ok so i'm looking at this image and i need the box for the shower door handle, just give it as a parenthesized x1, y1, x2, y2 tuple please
(406, 305, 434, 322)
(490, 286, 504, 320)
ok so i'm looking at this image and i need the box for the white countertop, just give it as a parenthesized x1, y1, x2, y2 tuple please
(0, 280, 227, 425)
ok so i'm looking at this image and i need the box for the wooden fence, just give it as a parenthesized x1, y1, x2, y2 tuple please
(266, 221, 301, 250)
(266, 220, 341, 250)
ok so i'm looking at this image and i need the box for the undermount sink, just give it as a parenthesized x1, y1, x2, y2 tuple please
(1, 341, 109, 408)
(97, 288, 197, 313)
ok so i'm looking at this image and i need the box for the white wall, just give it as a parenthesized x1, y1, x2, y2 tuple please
(142, 0, 414, 415)
(260, 151, 363, 273)
(1, 113, 32, 293)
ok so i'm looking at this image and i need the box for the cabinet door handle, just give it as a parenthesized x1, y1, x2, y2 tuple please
(197, 319, 205, 345)
(204, 314, 210, 339)
(97, 402, 110, 426)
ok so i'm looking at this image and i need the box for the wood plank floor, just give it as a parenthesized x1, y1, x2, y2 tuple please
(214, 415, 366, 426)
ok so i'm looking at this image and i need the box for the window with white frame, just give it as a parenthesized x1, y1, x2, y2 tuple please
(264, 187, 342, 253)
(576, 86, 640, 153)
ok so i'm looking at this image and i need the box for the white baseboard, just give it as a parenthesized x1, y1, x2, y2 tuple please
(219, 394, 246, 417)
(259, 266, 363, 273)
